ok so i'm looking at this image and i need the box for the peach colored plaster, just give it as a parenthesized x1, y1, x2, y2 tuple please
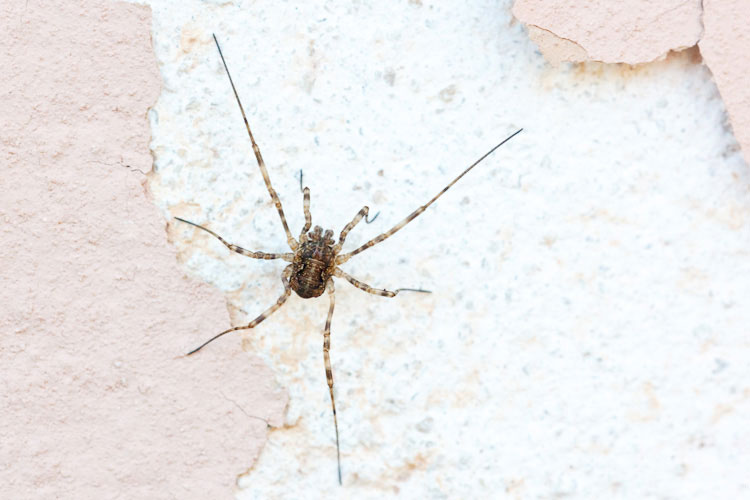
(513, 0, 750, 165)
(699, 0, 750, 167)
(1, 1, 285, 498)
(512, 0, 703, 65)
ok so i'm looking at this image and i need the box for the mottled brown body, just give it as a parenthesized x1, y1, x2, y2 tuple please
(177, 34, 521, 487)
(291, 227, 336, 298)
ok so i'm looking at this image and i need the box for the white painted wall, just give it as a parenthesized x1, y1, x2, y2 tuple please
(143, 0, 750, 497)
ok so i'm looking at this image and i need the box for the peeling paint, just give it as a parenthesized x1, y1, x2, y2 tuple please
(699, 0, 750, 166)
(0, 1, 285, 497)
(512, 0, 703, 65)
(512, 0, 750, 165)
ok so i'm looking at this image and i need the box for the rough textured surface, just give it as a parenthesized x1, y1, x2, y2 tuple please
(512, 0, 703, 64)
(512, 0, 750, 166)
(0, 1, 285, 498)
(699, 0, 750, 167)
(5, 0, 749, 498)
(143, 0, 750, 498)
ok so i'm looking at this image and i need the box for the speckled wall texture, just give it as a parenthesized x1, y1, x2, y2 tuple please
(2, 0, 749, 498)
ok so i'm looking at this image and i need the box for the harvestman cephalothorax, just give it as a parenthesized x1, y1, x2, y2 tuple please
(176, 34, 522, 485)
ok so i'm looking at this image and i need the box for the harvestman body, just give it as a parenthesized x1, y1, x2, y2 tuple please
(176, 34, 522, 485)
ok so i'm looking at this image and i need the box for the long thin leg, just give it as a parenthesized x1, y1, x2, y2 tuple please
(333, 268, 431, 297)
(322, 280, 342, 485)
(336, 128, 523, 264)
(212, 34, 298, 251)
(175, 217, 293, 261)
(187, 266, 293, 355)
(333, 206, 368, 253)
(300, 186, 312, 242)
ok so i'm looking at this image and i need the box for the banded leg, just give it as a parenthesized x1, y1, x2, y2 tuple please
(212, 34, 298, 251)
(187, 266, 293, 355)
(335, 128, 523, 264)
(175, 217, 293, 261)
(299, 186, 312, 242)
(333, 268, 398, 297)
(323, 280, 342, 485)
(333, 206, 368, 253)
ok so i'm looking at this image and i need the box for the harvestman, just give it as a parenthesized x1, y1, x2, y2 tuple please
(176, 34, 522, 485)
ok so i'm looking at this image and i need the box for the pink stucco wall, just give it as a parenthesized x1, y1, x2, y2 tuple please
(513, 0, 750, 166)
(699, 0, 750, 168)
(512, 0, 703, 64)
(1, 1, 285, 498)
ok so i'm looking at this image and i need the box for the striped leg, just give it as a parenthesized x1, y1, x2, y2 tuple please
(335, 128, 522, 265)
(323, 280, 342, 485)
(175, 217, 293, 261)
(212, 34, 299, 251)
(333, 268, 398, 297)
(186, 266, 293, 355)
(333, 206, 368, 253)
(299, 187, 312, 242)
